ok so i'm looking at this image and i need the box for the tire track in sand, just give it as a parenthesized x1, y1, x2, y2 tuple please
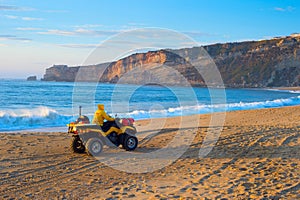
(0, 156, 104, 197)
(167, 130, 274, 198)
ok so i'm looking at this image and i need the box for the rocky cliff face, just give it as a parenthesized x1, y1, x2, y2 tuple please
(42, 34, 300, 87)
(98, 50, 203, 86)
(203, 35, 300, 87)
(41, 65, 79, 82)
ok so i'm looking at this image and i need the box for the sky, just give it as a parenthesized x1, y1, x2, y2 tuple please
(0, 0, 300, 78)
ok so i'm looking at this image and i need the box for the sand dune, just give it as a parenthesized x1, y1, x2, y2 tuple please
(0, 106, 299, 199)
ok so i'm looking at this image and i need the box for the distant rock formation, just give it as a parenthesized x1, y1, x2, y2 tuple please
(41, 65, 78, 82)
(42, 34, 300, 87)
(27, 76, 37, 81)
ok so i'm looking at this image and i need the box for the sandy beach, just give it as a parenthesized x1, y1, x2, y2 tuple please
(272, 87, 300, 91)
(0, 105, 299, 199)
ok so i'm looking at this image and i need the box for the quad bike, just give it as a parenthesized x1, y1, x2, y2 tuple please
(67, 107, 138, 156)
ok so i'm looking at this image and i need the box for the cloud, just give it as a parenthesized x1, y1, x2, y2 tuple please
(0, 5, 34, 11)
(73, 24, 103, 28)
(0, 5, 20, 10)
(21, 17, 43, 21)
(58, 44, 99, 48)
(121, 22, 147, 29)
(274, 7, 285, 12)
(4, 15, 43, 21)
(0, 4, 65, 13)
(38, 29, 76, 36)
(183, 31, 217, 38)
(128, 22, 146, 26)
(74, 28, 95, 35)
(16, 27, 41, 31)
(38, 28, 119, 37)
(274, 6, 295, 12)
(4, 15, 18, 19)
(76, 28, 119, 36)
(0, 34, 32, 42)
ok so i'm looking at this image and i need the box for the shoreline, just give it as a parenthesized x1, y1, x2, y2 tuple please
(2, 102, 300, 133)
(3, 78, 300, 90)
(268, 86, 300, 91)
(0, 105, 299, 199)
(0, 126, 68, 134)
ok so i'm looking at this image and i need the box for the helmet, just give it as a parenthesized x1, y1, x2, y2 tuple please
(98, 104, 104, 110)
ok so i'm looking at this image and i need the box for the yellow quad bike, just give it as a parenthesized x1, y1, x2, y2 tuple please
(67, 110, 138, 156)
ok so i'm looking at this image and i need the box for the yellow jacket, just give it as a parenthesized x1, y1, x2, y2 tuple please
(92, 104, 114, 126)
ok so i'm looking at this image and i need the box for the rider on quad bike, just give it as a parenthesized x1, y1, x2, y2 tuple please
(68, 105, 138, 156)
(92, 104, 115, 133)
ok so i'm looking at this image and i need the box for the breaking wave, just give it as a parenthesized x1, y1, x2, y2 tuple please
(126, 95, 300, 119)
(0, 106, 73, 131)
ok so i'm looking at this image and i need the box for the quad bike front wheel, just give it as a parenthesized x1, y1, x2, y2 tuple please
(123, 135, 138, 151)
(70, 136, 86, 153)
(86, 137, 103, 156)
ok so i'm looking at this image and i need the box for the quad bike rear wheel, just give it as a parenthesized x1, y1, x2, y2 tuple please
(86, 138, 103, 156)
(123, 135, 138, 151)
(71, 136, 86, 153)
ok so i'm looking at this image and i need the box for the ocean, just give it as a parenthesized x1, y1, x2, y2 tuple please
(1, 79, 300, 131)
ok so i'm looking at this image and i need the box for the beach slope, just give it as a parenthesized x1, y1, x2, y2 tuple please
(0, 106, 299, 199)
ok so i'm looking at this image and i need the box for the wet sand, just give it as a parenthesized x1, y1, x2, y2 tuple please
(0, 105, 299, 199)
(271, 86, 300, 91)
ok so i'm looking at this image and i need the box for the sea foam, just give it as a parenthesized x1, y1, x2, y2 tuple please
(126, 95, 300, 119)
(0, 106, 73, 131)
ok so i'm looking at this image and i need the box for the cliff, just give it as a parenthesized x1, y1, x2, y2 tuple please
(42, 34, 300, 87)
(203, 35, 300, 87)
(41, 65, 79, 82)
